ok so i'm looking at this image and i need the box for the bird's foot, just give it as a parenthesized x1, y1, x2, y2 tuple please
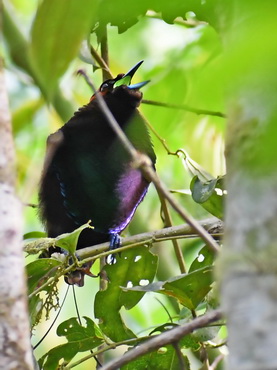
(64, 260, 95, 287)
(64, 253, 96, 287)
(106, 233, 121, 264)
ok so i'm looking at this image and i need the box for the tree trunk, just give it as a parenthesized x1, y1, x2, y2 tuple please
(0, 60, 33, 368)
(219, 1, 277, 368)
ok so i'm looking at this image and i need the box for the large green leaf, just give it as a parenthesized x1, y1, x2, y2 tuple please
(38, 317, 103, 369)
(128, 266, 214, 310)
(30, 0, 98, 98)
(94, 246, 158, 341)
(94, 0, 214, 39)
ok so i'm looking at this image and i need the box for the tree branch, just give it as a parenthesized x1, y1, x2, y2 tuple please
(100, 309, 222, 370)
(76, 218, 222, 261)
(24, 218, 222, 261)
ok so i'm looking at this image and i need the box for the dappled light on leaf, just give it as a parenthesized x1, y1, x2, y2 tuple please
(95, 247, 158, 341)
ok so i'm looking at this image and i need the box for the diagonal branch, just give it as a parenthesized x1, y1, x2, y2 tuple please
(100, 309, 222, 370)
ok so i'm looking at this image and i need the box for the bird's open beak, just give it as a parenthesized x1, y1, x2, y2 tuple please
(114, 60, 150, 89)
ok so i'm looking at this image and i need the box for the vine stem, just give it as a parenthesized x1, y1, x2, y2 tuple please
(142, 99, 226, 118)
(157, 190, 187, 273)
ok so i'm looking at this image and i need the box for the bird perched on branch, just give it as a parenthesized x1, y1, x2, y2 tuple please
(39, 61, 156, 286)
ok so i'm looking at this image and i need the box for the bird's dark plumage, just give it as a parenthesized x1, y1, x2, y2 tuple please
(39, 61, 156, 286)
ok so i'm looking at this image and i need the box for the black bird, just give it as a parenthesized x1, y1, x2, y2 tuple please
(39, 61, 156, 286)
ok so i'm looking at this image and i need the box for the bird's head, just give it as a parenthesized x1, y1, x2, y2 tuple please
(91, 60, 149, 107)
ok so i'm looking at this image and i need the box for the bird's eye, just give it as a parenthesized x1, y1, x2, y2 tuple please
(100, 80, 115, 92)
(100, 82, 109, 91)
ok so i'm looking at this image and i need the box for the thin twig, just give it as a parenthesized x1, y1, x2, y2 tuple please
(90, 45, 113, 79)
(77, 69, 94, 91)
(99, 310, 222, 370)
(100, 30, 110, 81)
(142, 99, 226, 118)
(139, 113, 177, 155)
(88, 80, 220, 254)
(158, 190, 187, 273)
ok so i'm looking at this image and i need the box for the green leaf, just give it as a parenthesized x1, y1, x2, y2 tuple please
(128, 266, 214, 310)
(30, 0, 98, 98)
(189, 245, 214, 272)
(94, 0, 211, 39)
(55, 222, 92, 254)
(180, 334, 201, 351)
(38, 317, 103, 369)
(26, 258, 62, 294)
(190, 175, 225, 219)
(122, 344, 190, 370)
(163, 267, 214, 310)
(95, 0, 148, 39)
(23, 231, 47, 240)
(94, 246, 158, 341)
